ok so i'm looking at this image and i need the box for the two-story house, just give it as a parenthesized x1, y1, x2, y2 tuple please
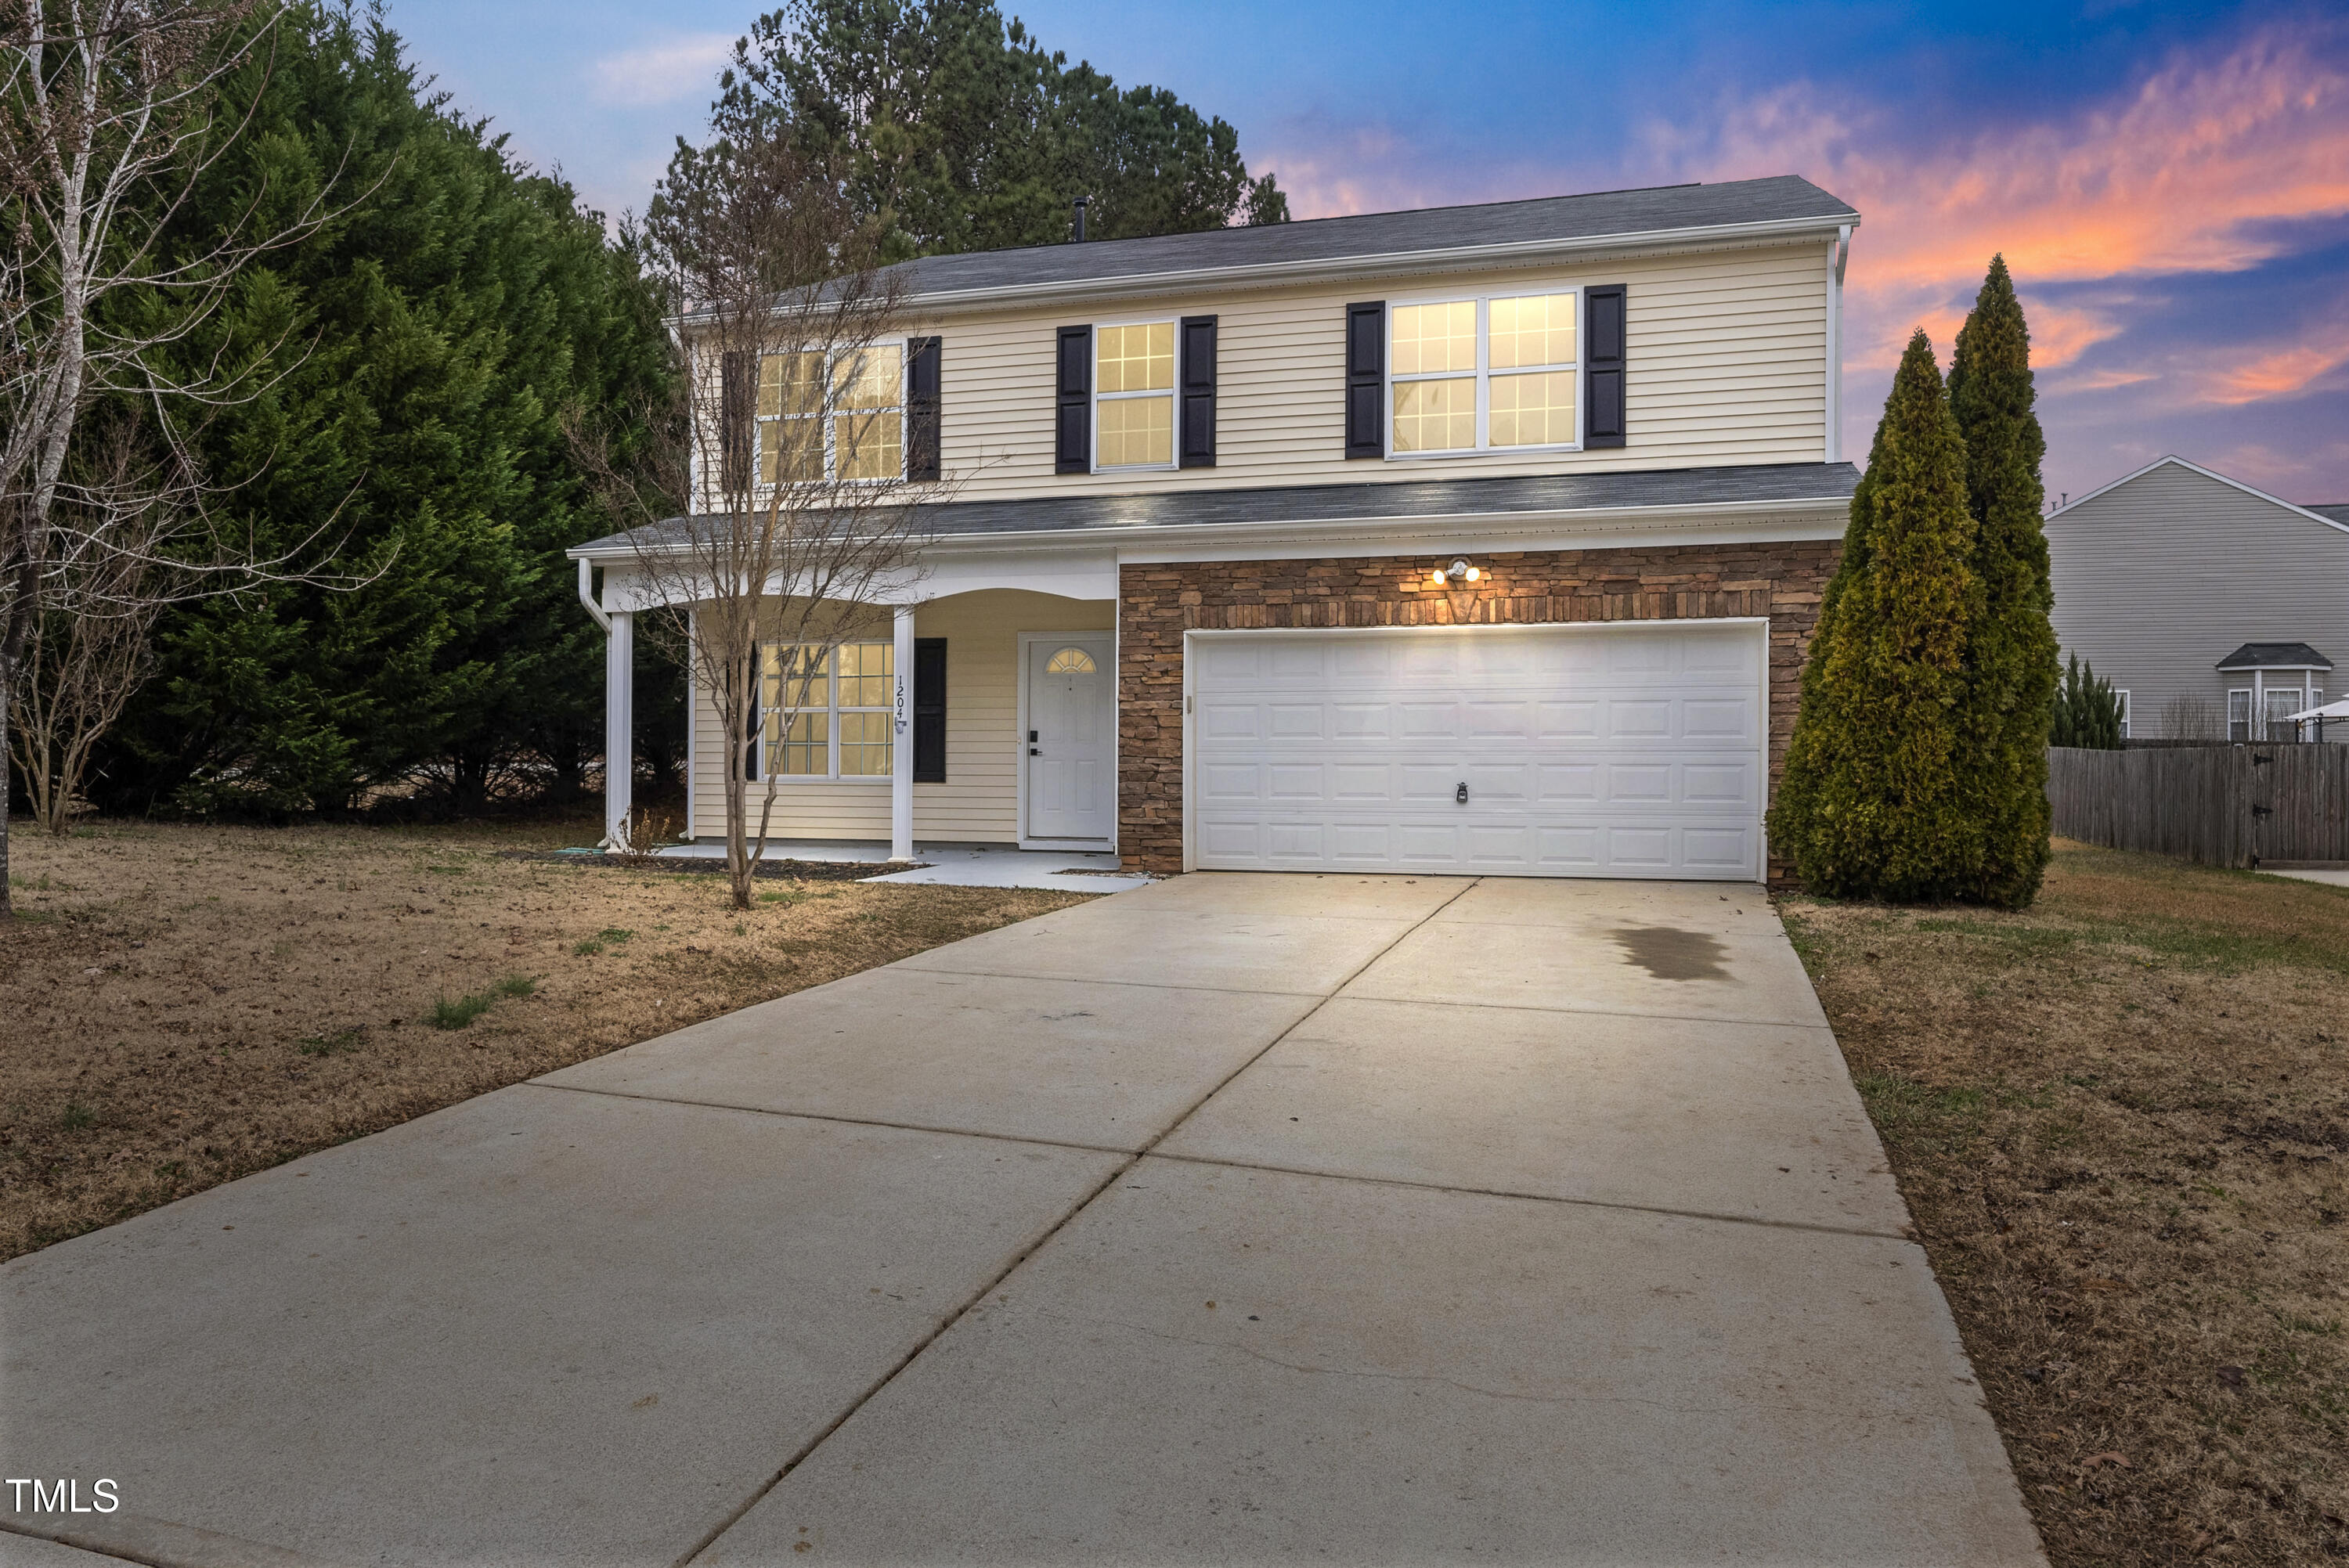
(570, 175, 1862, 881)
(2046, 455, 2349, 741)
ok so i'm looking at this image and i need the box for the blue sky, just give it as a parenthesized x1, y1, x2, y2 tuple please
(388, 0, 2349, 504)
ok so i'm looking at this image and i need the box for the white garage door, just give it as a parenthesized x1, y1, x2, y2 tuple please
(1189, 622, 1766, 880)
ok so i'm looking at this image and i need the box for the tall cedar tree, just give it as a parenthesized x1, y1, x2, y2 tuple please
(1947, 254, 2060, 905)
(1769, 330, 1982, 899)
(93, 5, 676, 814)
(707, 0, 1287, 260)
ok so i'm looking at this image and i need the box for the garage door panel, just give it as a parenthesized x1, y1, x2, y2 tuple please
(1396, 766, 1460, 803)
(1191, 625, 1765, 880)
(1537, 763, 1601, 803)
(1203, 760, 1266, 796)
(1607, 700, 1674, 740)
(1200, 702, 1261, 741)
(1608, 763, 1674, 803)
(1396, 701, 1461, 740)
(1683, 697, 1758, 742)
(1267, 764, 1323, 801)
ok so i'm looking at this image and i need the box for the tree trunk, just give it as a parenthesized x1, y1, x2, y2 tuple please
(0, 649, 15, 921)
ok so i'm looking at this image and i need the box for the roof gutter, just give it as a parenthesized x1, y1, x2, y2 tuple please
(564, 491, 1854, 564)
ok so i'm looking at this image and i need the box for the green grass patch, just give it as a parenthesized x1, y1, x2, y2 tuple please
(429, 975, 532, 1029)
(60, 1102, 96, 1130)
(296, 1027, 367, 1058)
(1852, 1071, 1991, 1153)
(571, 938, 603, 956)
(597, 926, 635, 943)
(429, 993, 495, 1030)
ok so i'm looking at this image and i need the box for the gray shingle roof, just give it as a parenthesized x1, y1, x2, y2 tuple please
(2307, 503, 2349, 526)
(2217, 642, 2333, 671)
(879, 176, 1856, 301)
(571, 461, 1859, 557)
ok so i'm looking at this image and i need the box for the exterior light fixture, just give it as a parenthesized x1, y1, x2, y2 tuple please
(1429, 558, 1481, 586)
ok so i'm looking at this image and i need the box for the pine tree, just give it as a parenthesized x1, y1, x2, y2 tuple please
(1769, 330, 1981, 899)
(1947, 255, 2061, 905)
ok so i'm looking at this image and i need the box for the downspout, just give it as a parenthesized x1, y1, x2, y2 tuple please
(576, 557, 612, 633)
(1826, 224, 1851, 465)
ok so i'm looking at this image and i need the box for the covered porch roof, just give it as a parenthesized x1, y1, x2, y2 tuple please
(566, 460, 1860, 563)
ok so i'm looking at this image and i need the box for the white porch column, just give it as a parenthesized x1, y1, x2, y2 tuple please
(891, 603, 916, 860)
(604, 610, 634, 848)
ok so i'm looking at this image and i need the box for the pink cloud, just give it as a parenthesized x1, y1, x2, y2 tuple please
(2206, 337, 2349, 405)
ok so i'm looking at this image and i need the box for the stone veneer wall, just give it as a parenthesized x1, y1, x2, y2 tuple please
(1117, 539, 1842, 884)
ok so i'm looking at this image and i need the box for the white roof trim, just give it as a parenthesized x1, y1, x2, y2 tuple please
(893, 215, 1856, 313)
(2049, 454, 2349, 537)
(677, 214, 1858, 328)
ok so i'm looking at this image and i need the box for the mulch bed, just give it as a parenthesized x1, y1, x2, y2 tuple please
(499, 851, 907, 881)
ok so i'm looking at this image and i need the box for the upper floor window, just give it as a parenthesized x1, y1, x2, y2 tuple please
(1095, 322, 1176, 470)
(1389, 291, 1579, 456)
(756, 348, 903, 484)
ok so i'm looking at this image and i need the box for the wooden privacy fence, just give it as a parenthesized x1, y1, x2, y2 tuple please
(2048, 743, 2349, 867)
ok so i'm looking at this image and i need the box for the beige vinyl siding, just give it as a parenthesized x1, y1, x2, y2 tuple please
(921, 240, 1829, 498)
(2048, 461, 2349, 738)
(688, 589, 1113, 843)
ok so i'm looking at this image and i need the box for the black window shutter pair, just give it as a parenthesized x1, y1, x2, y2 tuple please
(1339, 293, 1627, 455)
(1056, 320, 1218, 473)
(906, 337, 943, 481)
(912, 638, 947, 782)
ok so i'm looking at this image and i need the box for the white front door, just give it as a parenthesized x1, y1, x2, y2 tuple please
(1025, 635, 1115, 842)
(1188, 622, 1766, 879)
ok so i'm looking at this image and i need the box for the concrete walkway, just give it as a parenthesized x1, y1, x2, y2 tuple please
(2, 874, 2042, 1567)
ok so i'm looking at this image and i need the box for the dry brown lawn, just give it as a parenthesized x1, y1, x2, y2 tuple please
(1, 818, 1090, 1263)
(1779, 841, 2349, 1566)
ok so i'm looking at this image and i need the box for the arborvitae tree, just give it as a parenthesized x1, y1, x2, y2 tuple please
(1769, 330, 1981, 899)
(2050, 654, 2124, 748)
(1947, 254, 2061, 905)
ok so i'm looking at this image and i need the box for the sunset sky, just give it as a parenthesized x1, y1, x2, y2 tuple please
(390, 0, 2349, 505)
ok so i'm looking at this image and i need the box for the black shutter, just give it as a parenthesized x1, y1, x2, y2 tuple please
(913, 638, 947, 782)
(906, 336, 942, 481)
(719, 350, 756, 490)
(1055, 325, 1092, 474)
(1344, 301, 1384, 458)
(1585, 285, 1626, 448)
(1178, 315, 1217, 467)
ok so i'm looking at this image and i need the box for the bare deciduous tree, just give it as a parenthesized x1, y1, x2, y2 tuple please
(575, 124, 943, 911)
(2159, 693, 2225, 743)
(2, 0, 363, 916)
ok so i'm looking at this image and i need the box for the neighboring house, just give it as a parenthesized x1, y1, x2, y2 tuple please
(2046, 456, 2349, 741)
(570, 175, 1863, 882)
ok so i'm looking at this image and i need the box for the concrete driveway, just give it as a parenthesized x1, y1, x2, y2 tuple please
(2, 874, 2042, 1567)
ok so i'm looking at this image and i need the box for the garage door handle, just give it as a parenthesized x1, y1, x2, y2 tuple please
(1456, 781, 1468, 804)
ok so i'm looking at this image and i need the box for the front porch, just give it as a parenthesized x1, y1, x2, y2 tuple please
(589, 569, 1124, 867)
(645, 838, 1153, 893)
